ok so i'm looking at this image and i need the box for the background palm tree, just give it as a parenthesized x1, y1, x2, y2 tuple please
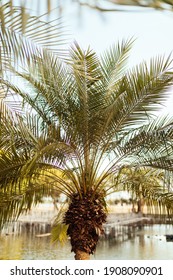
(114, 166, 173, 214)
(1, 2, 173, 260)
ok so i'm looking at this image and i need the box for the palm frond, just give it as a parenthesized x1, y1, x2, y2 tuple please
(100, 38, 134, 93)
(102, 54, 173, 136)
(51, 203, 68, 244)
(114, 166, 173, 215)
(0, 2, 66, 59)
(1, 2, 173, 237)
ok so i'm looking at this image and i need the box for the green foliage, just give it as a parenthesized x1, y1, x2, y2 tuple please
(51, 223, 68, 244)
(114, 166, 173, 215)
(51, 204, 68, 244)
(1, 1, 173, 231)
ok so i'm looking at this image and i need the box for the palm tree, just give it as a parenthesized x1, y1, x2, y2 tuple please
(114, 166, 173, 214)
(1, 2, 173, 260)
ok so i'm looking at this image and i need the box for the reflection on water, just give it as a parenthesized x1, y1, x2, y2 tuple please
(0, 225, 173, 260)
(97, 224, 173, 260)
(0, 234, 74, 260)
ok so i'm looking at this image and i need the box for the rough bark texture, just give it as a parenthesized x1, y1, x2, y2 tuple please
(75, 250, 90, 260)
(64, 190, 107, 259)
(137, 198, 144, 213)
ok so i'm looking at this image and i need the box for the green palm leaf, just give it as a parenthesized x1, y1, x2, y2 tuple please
(1, 0, 173, 259)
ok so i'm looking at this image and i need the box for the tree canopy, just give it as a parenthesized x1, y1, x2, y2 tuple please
(1, 1, 173, 259)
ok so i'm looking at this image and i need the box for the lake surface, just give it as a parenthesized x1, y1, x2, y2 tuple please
(0, 225, 173, 260)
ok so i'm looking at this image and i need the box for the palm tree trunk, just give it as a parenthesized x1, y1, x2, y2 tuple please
(64, 190, 107, 260)
(75, 250, 90, 260)
(137, 198, 144, 213)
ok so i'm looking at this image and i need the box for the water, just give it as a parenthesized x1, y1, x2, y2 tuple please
(1, 1, 173, 260)
(0, 224, 173, 260)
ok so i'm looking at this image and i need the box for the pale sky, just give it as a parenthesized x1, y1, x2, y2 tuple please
(2, 0, 173, 115)
(62, 2, 173, 63)
(63, 2, 173, 115)
(6, 1, 173, 64)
